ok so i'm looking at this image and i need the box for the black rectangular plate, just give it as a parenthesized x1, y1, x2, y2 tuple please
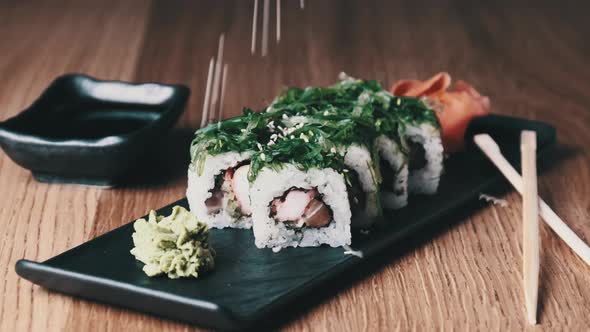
(16, 115, 556, 331)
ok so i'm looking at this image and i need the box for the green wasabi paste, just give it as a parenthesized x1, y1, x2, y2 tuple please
(130, 206, 215, 279)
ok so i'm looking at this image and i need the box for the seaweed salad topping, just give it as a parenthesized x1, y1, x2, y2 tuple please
(189, 74, 439, 181)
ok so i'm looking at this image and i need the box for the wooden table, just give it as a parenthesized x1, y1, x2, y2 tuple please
(1, 0, 589, 330)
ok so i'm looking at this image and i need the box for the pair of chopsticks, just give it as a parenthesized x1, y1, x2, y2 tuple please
(475, 133, 590, 325)
(200, 34, 229, 129)
(251, 0, 305, 56)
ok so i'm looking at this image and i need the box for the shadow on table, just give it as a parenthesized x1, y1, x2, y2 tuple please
(116, 127, 195, 188)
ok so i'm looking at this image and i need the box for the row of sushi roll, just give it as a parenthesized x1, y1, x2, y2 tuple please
(187, 72, 490, 250)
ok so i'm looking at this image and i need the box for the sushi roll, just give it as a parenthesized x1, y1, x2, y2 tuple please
(335, 73, 413, 208)
(343, 144, 381, 219)
(250, 164, 352, 249)
(392, 96, 444, 195)
(336, 73, 443, 198)
(266, 105, 382, 223)
(187, 151, 253, 229)
(187, 111, 271, 229)
(375, 135, 409, 208)
(247, 120, 354, 249)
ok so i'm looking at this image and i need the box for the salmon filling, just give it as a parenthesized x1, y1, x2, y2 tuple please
(270, 187, 332, 228)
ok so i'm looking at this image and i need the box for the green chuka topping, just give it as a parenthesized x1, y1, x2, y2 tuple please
(130, 206, 215, 279)
(189, 74, 439, 182)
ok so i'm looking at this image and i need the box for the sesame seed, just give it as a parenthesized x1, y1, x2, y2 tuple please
(396, 98, 401, 106)
(260, 153, 266, 161)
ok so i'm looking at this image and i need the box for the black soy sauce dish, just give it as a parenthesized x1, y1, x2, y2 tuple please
(0, 74, 190, 186)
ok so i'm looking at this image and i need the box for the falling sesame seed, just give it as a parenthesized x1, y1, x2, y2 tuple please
(396, 98, 401, 106)
(260, 153, 266, 161)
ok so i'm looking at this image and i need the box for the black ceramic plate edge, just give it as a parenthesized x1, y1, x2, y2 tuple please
(15, 115, 557, 331)
(16, 258, 239, 330)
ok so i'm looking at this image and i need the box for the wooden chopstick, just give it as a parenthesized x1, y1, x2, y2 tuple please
(521, 131, 539, 325)
(201, 34, 228, 128)
(209, 34, 225, 121)
(251, 0, 258, 54)
(217, 64, 228, 122)
(474, 134, 590, 266)
(261, 0, 270, 56)
(199, 57, 215, 129)
(276, 0, 281, 43)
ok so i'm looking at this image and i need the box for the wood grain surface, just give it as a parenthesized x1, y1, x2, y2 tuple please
(1, 0, 589, 330)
